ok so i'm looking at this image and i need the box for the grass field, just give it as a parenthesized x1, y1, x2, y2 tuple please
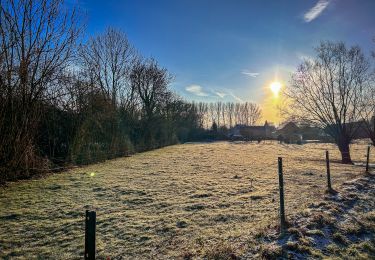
(0, 141, 373, 259)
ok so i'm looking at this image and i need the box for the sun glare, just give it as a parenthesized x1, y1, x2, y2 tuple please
(270, 81, 282, 97)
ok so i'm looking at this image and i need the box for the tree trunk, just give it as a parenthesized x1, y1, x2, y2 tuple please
(338, 142, 352, 164)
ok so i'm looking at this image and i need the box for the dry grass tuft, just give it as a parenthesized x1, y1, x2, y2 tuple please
(260, 243, 284, 259)
(204, 242, 239, 260)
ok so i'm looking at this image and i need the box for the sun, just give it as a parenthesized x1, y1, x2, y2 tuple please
(270, 81, 282, 97)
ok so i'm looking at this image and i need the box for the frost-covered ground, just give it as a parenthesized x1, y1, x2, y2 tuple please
(0, 141, 373, 259)
(257, 174, 375, 259)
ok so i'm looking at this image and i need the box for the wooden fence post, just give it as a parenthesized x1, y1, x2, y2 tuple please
(326, 151, 332, 191)
(85, 210, 96, 260)
(278, 157, 286, 233)
(366, 145, 370, 173)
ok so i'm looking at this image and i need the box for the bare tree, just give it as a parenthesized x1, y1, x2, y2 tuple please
(286, 41, 372, 163)
(246, 102, 262, 125)
(78, 28, 136, 109)
(208, 102, 216, 127)
(196, 102, 207, 128)
(0, 0, 80, 175)
(215, 101, 222, 127)
(130, 58, 172, 119)
(129, 58, 172, 148)
(234, 103, 241, 125)
(227, 102, 234, 128)
(221, 101, 226, 127)
(243, 102, 249, 125)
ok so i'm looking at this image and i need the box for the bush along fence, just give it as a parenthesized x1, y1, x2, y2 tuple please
(83, 146, 373, 258)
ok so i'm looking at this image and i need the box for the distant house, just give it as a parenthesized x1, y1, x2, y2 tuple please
(324, 120, 372, 140)
(299, 125, 328, 141)
(275, 118, 375, 144)
(228, 121, 276, 140)
(352, 120, 372, 139)
(277, 122, 300, 135)
(276, 122, 303, 144)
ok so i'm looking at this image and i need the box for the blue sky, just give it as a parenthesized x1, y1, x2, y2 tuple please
(76, 0, 375, 107)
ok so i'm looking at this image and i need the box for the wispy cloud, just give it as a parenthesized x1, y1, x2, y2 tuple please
(229, 92, 244, 103)
(212, 89, 243, 102)
(185, 84, 209, 97)
(213, 91, 227, 98)
(304, 0, 330, 22)
(185, 85, 245, 102)
(241, 70, 260, 78)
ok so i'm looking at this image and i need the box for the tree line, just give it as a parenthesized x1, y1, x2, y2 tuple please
(0, 0, 200, 181)
(192, 101, 262, 129)
(0, 0, 263, 182)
